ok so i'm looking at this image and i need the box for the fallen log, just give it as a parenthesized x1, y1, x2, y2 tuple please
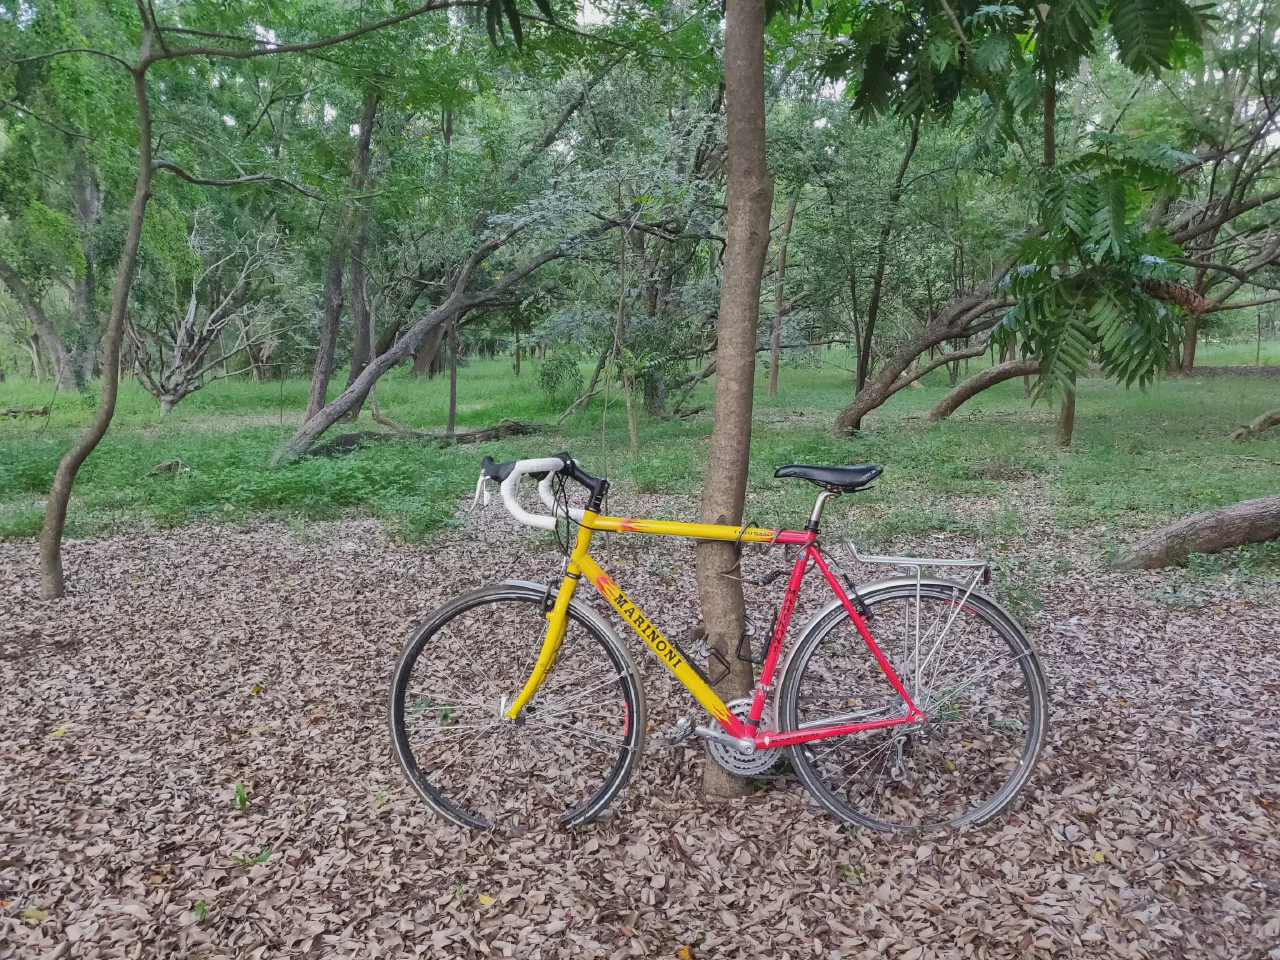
(1111, 494, 1280, 570)
(1232, 408, 1280, 441)
(1, 405, 50, 418)
(928, 359, 1039, 422)
(308, 419, 542, 457)
(438, 419, 541, 447)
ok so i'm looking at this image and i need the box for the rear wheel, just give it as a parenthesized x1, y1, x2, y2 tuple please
(389, 583, 645, 830)
(780, 581, 1047, 832)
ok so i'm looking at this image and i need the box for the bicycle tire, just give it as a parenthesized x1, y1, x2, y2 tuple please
(779, 579, 1048, 832)
(389, 581, 646, 830)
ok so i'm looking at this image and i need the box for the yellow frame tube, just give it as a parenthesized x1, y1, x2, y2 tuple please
(502, 511, 733, 725)
(502, 521, 592, 718)
(586, 515, 780, 543)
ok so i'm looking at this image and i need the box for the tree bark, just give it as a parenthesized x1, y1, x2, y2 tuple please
(855, 117, 920, 404)
(40, 35, 155, 598)
(557, 345, 610, 421)
(0, 258, 76, 390)
(306, 92, 378, 421)
(696, 0, 773, 800)
(1112, 494, 1280, 570)
(307, 247, 345, 419)
(929, 359, 1039, 421)
(768, 189, 799, 396)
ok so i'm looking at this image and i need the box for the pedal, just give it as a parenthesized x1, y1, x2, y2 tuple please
(668, 718, 693, 743)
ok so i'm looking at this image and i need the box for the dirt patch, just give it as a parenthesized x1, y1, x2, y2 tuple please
(1, 502, 1277, 958)
(972, 457, 1035, 482)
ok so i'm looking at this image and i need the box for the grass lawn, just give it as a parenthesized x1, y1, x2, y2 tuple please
(3, 342, 1279, 574)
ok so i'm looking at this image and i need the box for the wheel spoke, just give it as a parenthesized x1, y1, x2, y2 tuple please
(391, 591, 639, 831)
(785, 587, 1043, 831)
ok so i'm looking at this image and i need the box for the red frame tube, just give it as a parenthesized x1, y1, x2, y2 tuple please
(722, 534, 922, 749)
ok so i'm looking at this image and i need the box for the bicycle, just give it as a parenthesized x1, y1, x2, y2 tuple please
(389, 453, 1047, 832)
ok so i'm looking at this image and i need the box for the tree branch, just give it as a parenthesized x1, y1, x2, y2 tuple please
(892, 335, 992, 391)
(154, 0, 483, 63)
(11, 48, 136, 71)
(152, 159, 318, 198)
(1203, 294, 1280, 313)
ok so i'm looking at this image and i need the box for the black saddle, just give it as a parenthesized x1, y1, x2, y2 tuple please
(775, 463, 882, 493)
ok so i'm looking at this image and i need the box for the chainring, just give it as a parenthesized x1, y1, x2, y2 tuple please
(706, 697, 785, 777)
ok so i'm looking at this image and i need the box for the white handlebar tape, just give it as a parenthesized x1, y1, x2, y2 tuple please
(499, 457, 566, 531)
(538, 469, 587, 523)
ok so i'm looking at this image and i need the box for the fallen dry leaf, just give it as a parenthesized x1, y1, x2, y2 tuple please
(0, 498, 1275, 960)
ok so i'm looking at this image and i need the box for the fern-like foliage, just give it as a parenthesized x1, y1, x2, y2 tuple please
(819, 0, 1212, 120)
(997, 136, 1191, 397)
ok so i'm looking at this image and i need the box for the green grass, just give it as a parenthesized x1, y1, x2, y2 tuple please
(3, 343, 1279, 560)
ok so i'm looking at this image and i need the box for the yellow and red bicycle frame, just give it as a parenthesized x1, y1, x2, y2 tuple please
(504, 511, 924, 748)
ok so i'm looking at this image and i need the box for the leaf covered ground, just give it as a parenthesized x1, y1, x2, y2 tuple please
(2, 495, 1278, 959)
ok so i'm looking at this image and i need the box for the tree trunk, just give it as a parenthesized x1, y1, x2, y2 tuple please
(40, 38, 154, 599)
(346, 215, 373, 391)
(26, 336, 44, 381)
(929, 359, 1039, 421)
(0, 258, 76, 390)
(1112, 494, 1280, 570)
(1179, 315, 1198, 374)
(412, 323, 446, 377)
(1043, 65, 1057, 169)
(1055, 373, 1076, 447)
(768, 189, 799, 396)
(445, 321, 458, 437)
(624, 370, 639, 451)
(854, 116, 920, 406)
(306, 248, 345, 420)
(71, 151, 103, 383)
(558, 345, 611, 422)
(642, 369, 666, 415)
(306, 92, 378, 421)
(696, 0, 773, 800)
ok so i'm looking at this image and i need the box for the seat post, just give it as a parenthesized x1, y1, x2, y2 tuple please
(807, 490, 839, 532)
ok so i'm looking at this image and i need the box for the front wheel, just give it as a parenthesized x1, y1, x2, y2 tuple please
(780, 580, 1047, 832)
(389, 582, 646, 830)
